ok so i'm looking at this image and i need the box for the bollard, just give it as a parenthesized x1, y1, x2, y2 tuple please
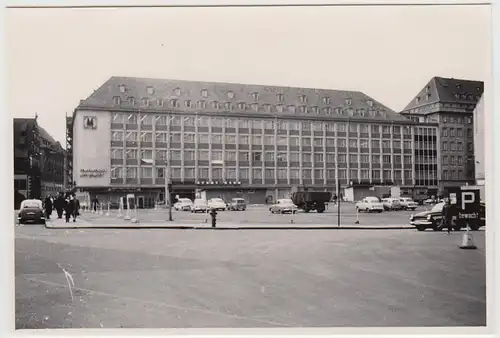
(210, 208, 217, 228)
(105, 202, 110, 216)
(99, 202, 104, 215)
(131, 205, 139, 223)
(117, 202, 123, 218)
(354, 207, 360, 224)
(124, 200, 131, 220)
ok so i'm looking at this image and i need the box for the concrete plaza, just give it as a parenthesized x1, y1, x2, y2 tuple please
(15, 223, 486, 329)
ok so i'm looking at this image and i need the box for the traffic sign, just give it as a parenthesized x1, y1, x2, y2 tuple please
(456, 189, 480, 221)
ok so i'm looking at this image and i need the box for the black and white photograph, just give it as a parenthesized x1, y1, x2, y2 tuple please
(5, 0, 495, 334)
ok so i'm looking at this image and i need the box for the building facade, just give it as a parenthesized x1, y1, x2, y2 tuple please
(70, 76, 439, 205)
(14, 117, 66, 208)
(400, 76, 484, 193)
(473, 94, 485, 185)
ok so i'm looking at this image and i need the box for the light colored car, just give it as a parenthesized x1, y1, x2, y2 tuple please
(381, 198, 403, 211)
(227, 198, 247, 211)
(174, 198, 193, 211)
(356, 196, 384, 213)
(18, 199, 45, 224)
(208, 198, 227, 211)
(399, 197, 418, 211)
(191, 199, 208, 213)
(269, 199, 298, 214)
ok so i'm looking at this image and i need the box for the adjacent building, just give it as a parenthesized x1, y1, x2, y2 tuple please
(14, 117, 66, 207)
(68, 76, 439, 205)
(473, 94, 485, 186)
(400, 76, 484, 193)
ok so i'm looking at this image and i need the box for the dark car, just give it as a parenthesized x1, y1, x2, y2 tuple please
(227, 198, 247, 211)
(410, 202, 485, 231)
(18, 199, 45, 225)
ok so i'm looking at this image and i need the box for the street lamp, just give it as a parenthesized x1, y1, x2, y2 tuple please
(142, 158, 172, 221)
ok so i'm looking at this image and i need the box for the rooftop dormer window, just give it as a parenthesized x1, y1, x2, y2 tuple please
(276, 105, 284, 113)
(287, 105, 296, 113)
(300, 95, 307, 104)
(311, 106, 319, 114)
(251, 103, 259, 112)
(227, 91, 235, 99)
(263, 104, 271, 113)
(201, 89, 208, 98)
(323, 107, 332, 115)
(367, 100, 373, 107)
(323, 97, 331, 105)
(198, 100, 207, 109)
(142, 98, 149, 107)
(415, 97, 420, 104)
(299, 106, 307, 114)
(212, 101, 220, 110)
(426, 94, 431, 100)
(238, 102, 246, 110)
(277, 93, 284, 103)
(358, 108, 365, 116)
(113, 96, 121, 105)
(250, 92, 259, 101)
(224, 102, 233, 111)
(119, 85, 126, 93)
(157, 99, 164, 107)
(170, 99, 179, 108)
(334, 108, 342, 115)
(345, 98, 352, 106)
(128, 97, 136, 106)
(174, 87, 181, 96)
(146, 86, 154, 95)
(185, 100, 192, 108)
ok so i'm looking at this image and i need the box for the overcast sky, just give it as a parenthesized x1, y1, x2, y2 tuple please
(6, 4, 491, 144)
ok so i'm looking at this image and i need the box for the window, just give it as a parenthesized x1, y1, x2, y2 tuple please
(458, 156, 463, 165)
(299, 106, 307, 114)
(337, 139, 347, 147)
(128, 97, 136, 106)
(349, 139, 358, 148)
(239, 152, 250, 161)
(252, 92, 259, 101)
(140, 149, 153, 160)
(371, 140, 380, 148)
(371, 155, 380, 163)
(349, 154, 358, 163)
(184, 151, 195, 161)
(156, 150, 167, 161)
(288, 105, 296, 113)
(302, 121, 311, 131)
(225, 151, 236, 161)
(371, 125, 380, 133)
(140, 132, 153, 143)
(198, 134, 210, 143)
(314, 169, 324, 180)
(326, 138, 335, 147)
(458, 142, 463, 151)
(111, 149, 123, 159)
(382, 155, 391, 164)
(265, 169, 275, 179)
(224, 102, 233, 111)
(277, 93, 284, 103)
(170, 133, 181, 143)
(200, 89, 208, 98)
(323, 96, 331, 104)
(252, 152, 262, 161)
(184, 133, 195, 143)
(212, 134, 222, 144)
(112, 113, 125, 123)
(337, 123, 346, 132)
(199, 151, 209, 161)
(290, 169, 300, 179)
(382, 126, 391, 133)
(184, 168, 195, 179)
(360, 170, 369, 180)
(403, 141, 412, 149)
(290, 152, 300, 162)
(225, 135, 236, 144)
(338, 154, 346, 163)
(394, 155, 401, 164)
(314, 138, 323, 146)
(212, 101, 221, 110)
(263, 120, 274, 129)
(338, 169, 347, 179)
(111, 167, 123, 179)
(383, 170, 392, 180)
(360, 154, 369, 163)
(262, 135, 273, 145)
(393, 141, 401, 149)
(125, 132, 137, 142)
(170, 150, 182, 161)
(239, 119, 250, 129)
(252, 168, 262, 180)
(350, 169, 358, 180)
(155, 115, 167, 125)
(302, 137, 311, 146)
(127, 114, 137, 124)
(198, 167, 209, 179)
(404, 155, 412, 164)
(303, 169, 312, 179)
(170, 99, 180, 108)
(314, 154, 324, 162)
(289, 136, 299, 146)
(372, 170, 380, 179)
(349, 124, 358, 133)
(276, 105, 284, 113)
(327, 169, 335, 179)
(173, 88, 181, 96)
(404, 170, 412, 179)
(226, 168, 237, 180)
(141, 167, 152, 179)
(142, 98, 150, 107)
(184, 116, 195, 127)
(225, 119, 237, 128)
(211, 151, 223, 161)
(360, 139, 369, 148)
(302, 153, 312, 163)
(324, 107, 332, 115)
(119, 85, 126, 93)
(112, 131, 124, 141)
(126, 167, 137, 178)
(300, 95, 307, 103)
(311, 106, 319, 114)
(382, 140, 391, 148)
(277, 136, 287, 146)
(345, 98, 352, 105)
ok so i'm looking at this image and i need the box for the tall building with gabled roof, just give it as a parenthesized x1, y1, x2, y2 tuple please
(70, 76, 438, 204)
(400, 76, 484, 193)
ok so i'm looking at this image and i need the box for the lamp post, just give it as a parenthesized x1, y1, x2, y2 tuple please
(166, 164, 172, 221)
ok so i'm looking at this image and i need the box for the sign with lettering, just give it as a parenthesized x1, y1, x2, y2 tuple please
(456, 189, 480, 221)
(80, 169, 107, 178)
(83, 116, 97, 129)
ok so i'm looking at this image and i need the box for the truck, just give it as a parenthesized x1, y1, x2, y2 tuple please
(291, 191, 332, 213)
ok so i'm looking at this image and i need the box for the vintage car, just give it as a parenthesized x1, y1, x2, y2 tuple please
(355, 196, 384, 213)
(381, 198, 403, 211)
(208, 198, 227, 211)
(18, 199, 45, 225)
(190, 199, 209, 213)
(410, 202, 486, 231)
(173, 198, 193, 211)
(227, 198, 247, 211)
(269, 199, 298, 214)
(399, 197, 419, 211)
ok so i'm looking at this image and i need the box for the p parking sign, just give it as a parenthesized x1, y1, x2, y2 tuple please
(456, 189, 480, 221)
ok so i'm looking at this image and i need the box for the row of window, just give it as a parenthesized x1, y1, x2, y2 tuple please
(441, 115, 474, 125)
(442, 155, 468, 166)
(112, 148, 415, 164)
(111, 113, 416, 133)
(442, 169, 466, 180)
(441, 141, 474, 152)
(119, 85, 361, 107)
(441, 127, 473, 138)
(112, 131, 418, 149)
(111, 166, 415, 181)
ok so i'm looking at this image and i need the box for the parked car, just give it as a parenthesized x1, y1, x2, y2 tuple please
(191, 199, 208, 213)
(18, 199, 45, 225)
(355, 196, 384, 213)
(381, 198, 403, 211)
(208, 198, 227, 211)
(174, 198, 193, 211)
(399, 197, 418, 210)
(291, 191, 331, 213)
(269, 199, 298, 214)
(410, 202, 486, 231)
(227, 198, 247, 211)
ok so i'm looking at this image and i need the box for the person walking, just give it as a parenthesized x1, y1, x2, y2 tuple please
(64, 196, 74, 223)
(441, 198, 454, 234)
(72, 194, 80, 222)
(54, 192, 65, 219)
(44, 194, 53, 219)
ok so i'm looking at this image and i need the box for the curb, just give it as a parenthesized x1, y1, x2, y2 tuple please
(45, 224, 415, 230)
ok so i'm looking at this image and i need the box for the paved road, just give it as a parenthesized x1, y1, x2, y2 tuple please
(16, 224, 486, 328)
(70, 204, 428, 227)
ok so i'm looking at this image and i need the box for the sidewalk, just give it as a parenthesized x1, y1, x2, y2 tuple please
(45, 217, 414, 230)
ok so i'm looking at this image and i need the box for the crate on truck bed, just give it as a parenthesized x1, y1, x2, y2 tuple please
(291, 191, 331, 213)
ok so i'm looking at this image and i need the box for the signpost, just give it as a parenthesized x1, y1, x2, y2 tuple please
(456, 189, 481, 224)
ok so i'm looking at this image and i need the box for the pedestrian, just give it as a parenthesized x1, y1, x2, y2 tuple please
(44, 194, 53, 219)
(332, 194, 338, 206)
(64, 196, 74, 223)
(72, 194, 80, 222)
(441, 198, 454, 234)
(54, 192, 64, 218)
(93, 197, 99, 212)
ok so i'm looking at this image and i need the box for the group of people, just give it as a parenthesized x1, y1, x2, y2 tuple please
(43, 192, 81, 223)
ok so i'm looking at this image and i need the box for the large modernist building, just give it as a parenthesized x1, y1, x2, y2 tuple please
(69, 76, 439, 205)
(14, 117, 66, 207)
(400, 76, 484, 193)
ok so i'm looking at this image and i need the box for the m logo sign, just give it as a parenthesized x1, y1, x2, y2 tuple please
(83, 116, 97, 129)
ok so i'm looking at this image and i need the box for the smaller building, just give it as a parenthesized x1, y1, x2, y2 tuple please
(13, 117, 66, 208)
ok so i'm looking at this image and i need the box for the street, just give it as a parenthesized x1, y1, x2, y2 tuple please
(15, 222, 486, 328)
